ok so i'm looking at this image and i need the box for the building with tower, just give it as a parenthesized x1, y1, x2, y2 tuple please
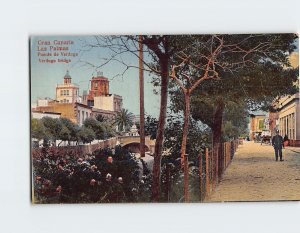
(87, 71, 109, 106)
(84, 71, 123, 120)
(32, 70, 123, 125)
(56, 71, 81, 103)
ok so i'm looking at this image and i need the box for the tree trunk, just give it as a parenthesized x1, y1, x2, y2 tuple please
(151, 57, 169, 202)
(212, 100, 225, 187)
(180, 92, 190, 202)
(139, 35, 145, 158)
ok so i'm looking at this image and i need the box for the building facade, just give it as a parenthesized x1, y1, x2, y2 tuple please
(272, 52, 299, 146)
(32, 70, 123, 126)
(277, 93, 300, 143)
(56, 71, 80, 104)
(249, 113, 268, 140)
(32, 110, 61, 119)
(93, 94, 122, 112)
(87, 72, 109, 106)
(35, 102, 92, 126)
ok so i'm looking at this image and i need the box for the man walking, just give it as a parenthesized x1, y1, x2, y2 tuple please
(272, 130, 284, 161)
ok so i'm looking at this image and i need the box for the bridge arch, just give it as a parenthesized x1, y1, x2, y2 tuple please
(117, 136, 155, 154)
(122, 142, 150, 153)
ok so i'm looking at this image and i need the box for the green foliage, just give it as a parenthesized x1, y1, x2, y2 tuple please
(33, 146, 151, 203)
(41, 117, 63, 143)
(31, 118, 46, 140)
(169, 34, 298, 143)
(114, 108, 134, 132)
(163, 115, 210, 166)
(95, 114, 106, 122)
(58, 125, 71, 143)
(83, 118, 105, 140)
(78, 126, 95, 144)
(60, 118, 80, 142)
(144, 115, 158, 139)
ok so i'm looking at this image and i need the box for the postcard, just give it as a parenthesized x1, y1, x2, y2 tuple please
(30, 34, 300, 203)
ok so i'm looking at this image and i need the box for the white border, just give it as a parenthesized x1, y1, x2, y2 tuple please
(0, 0, 299, 233)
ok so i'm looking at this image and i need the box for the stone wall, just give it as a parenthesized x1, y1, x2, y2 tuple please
(32, 137, 117, 159)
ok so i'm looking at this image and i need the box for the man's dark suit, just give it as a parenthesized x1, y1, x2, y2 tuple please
(272, 134, 284, 161)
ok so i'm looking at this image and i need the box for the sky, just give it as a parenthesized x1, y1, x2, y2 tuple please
(30, 36, 161, 117)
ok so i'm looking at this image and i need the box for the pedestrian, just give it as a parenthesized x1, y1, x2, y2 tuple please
(271, 130, 284, 161)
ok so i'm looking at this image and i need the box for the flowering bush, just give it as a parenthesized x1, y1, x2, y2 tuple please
(33, 145, 151, 203)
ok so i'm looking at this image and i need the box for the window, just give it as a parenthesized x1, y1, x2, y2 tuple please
(78, 110, 80, 123)
(258, 119, 264, 130)
(66, 90, 69, 96)
(60, 90, 63, 96)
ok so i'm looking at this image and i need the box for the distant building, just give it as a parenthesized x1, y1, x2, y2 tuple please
(94, 94, 122, 112)
(274, 93, 300, 145)
(271, 52, 299, 146)
(36, 97, 55, 107)
(56, 71, 81, 104)
(32, 70, 123, 126)
(87, 71, 109, 107)
(249, 113, 268, 140)
(35, 102, 92, 126)
(32, 110, 61, 119)
(92, 108, 116, 120)
(85, 71, 123, 119)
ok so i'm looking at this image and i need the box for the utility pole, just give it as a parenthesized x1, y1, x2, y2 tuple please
(139, 35, 145, 158)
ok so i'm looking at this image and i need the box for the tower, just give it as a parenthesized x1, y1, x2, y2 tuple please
(56, 70, 80, 104)
(87, 71, 109, 106)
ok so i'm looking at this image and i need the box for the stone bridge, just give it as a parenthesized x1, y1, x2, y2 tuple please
(117, 136, 155, 154)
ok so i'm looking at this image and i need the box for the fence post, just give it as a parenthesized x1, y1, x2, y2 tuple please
(205, 148, 210, 197)
(166, 163, 171, 202)
(199, 153, 203, 201)
(215, 143, 219, 188)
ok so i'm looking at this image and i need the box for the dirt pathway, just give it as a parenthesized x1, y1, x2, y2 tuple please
(206, 141, 300, 202)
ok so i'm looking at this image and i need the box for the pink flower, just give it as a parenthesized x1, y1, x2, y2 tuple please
(107, 156, 113, 163)
(43, 179, 51, 186)
(118, 177, 123, 184)
(56, 185, 62, 193)
(106, 173, 112, 181)
(90, 179, 96, 186)
(90, 165, 97, 171)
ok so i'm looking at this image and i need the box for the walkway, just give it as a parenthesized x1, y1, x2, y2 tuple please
(206, 141, 300, 202)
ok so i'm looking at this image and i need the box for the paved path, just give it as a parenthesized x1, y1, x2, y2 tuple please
(206, 141, 300, 202)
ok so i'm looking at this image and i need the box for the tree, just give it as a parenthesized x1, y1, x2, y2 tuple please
(78, 127, 96, 144)
(31, 118, 46, 141)
(168, 34, 298, 201)
(60, 118, 80, 144)
(80, 35, 179, 201)
(144, 116, 158, 140)
(83, 118, 105, 140)
(41, 117, 64, 146)
(58, 126, 71, 146)
(113, 108, 134, 132)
